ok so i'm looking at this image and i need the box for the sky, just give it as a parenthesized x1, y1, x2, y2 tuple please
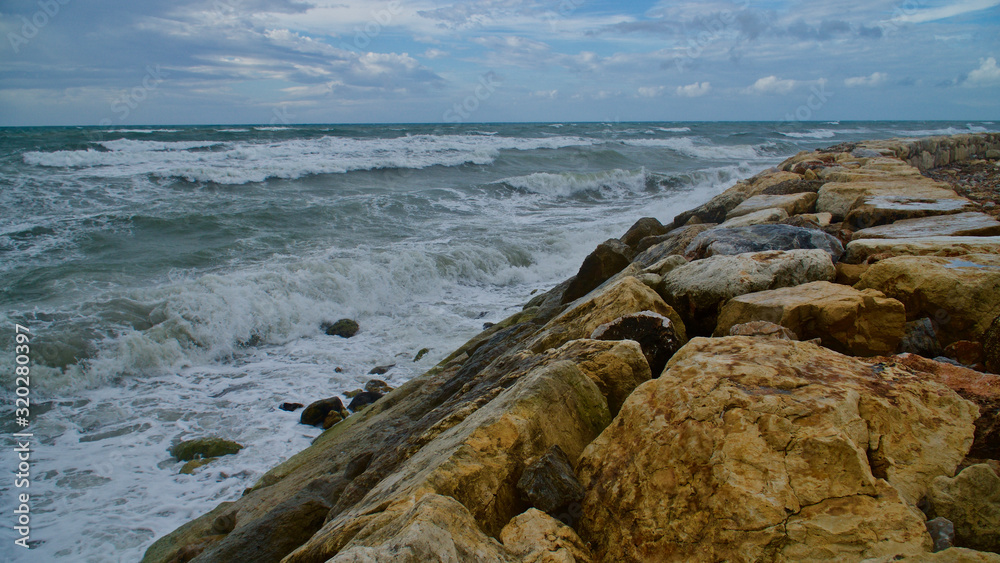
(1, 0, 998, 125)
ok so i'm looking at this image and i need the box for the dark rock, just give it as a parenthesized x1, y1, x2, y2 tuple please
(984, 315, 1000, 374)
(323, 319, 359, 338)
(279, 402, 304, 412)
(684, 224, 844, 262)
(170, 438, 244, 462)
(672, 186, 751, 227)
(413, 348, 430, 362)
(898, 318, 944, 358)
(369, 364, 394, 375)
(925, 517, 955, 552)
(300, 397, 349, 427)
(759, 178, 823, 196)
(590, 311, 683, 378)
(347, 391, 383, 412)
(516, 445, 585, 527)
(334, 367, 343, 373)
(621, 217, 670, 248)
(343, 452, 374, 480)
(634, 224, 716, 265)
(323, 411, 344, 429)
(944, 341, 985, 367)
(561, 239, 633, 304)
(364, 379, 393, 395)
(483, 322, 495, 330)
(188, 477, 347, 563)
(343, 389, 363, 399)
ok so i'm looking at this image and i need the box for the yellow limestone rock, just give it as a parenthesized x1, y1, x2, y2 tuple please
(843, 236, 1000, 264)
(816, 180, 961, 220)
(577, 337, 978, 563)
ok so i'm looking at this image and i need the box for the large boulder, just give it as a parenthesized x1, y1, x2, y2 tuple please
(590, 311, 683, 378)
(633, 223, 715, 264)
(576, 337, 979, 563)
(843, 236, 1000, 264)
(852, 212, 1000, 240)
(620, 217, 670, 248)
(714, 281, 906, 356)
(719, 207, 789, 228)
(845, 195, 977, 230)
(500, 509, 593, 563)
(684, 224, 844, 262)
(561, 239, 633, 304)
(659, 249, 836, 336)
(925, 464, 1000, 553)
(855, 254, 1000, 345)
(725, 192, 818, 220)
(816, 180, 958, 220)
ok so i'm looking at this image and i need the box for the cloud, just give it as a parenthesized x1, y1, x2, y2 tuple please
(422, 48, 449, 59)
(743, 75, 798, 95)
(891, 0, 1000, 24)
(676, 81, 711, 97)
(966, 57, 1000, 86)
(844, 72, 887, 87)
(638, 86, 667, 97)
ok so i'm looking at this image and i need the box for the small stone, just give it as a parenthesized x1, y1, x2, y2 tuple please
(413, 348, 430, 362)
(516, 445, 585, 526)
(925, 517, 955, 552)
(348, 391, 383, 412)
(334, 367, 343, 373)
(368, 364, 394, 375)
(170, 437, 244, 461)
(300, 397, 349, 427)
(323, 319, 360, 338)
(279, 402, 304, 412)
(364, 379, 393, 395)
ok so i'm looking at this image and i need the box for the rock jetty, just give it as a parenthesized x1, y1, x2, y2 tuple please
(144, 133, 1000, 563)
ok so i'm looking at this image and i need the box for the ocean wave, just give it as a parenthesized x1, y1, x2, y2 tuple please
(495, 169, 654, 198)
(620, 137, 768, 160)
(656, 127, 692, 133)
(23, 134, 596, 184)
(779, 129, 838, 139)
(895, 124, 989, 136)
(107, 129, 181, 134)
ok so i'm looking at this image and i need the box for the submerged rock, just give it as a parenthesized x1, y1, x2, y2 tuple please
(323, 319, 360, 338)
(300, 397, 349, 427)
(684, 224, 844, 262)
(347, 391, 382, 413)
(170, 437, 244, 462)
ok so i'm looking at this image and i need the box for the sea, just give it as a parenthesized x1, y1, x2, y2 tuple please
(0, 120, 995, 562)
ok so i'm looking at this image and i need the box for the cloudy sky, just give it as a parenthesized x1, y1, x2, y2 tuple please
(1, 0, 998, 125)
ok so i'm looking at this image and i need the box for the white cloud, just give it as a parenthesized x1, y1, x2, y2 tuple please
(675, 81, 711, 97)
(891, 0, 1000, 23)
(638, 86, 667, 97)
(743, 75, 798, 95)
(844, 72, 887, 87)
(531, 89, 559, 99)
(422, 48, 449, 59)
(967, 57, 1000, 86)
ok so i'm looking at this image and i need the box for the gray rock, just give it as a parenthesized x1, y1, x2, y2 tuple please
(925, 516, 955, 552)
(347, 391, 383, 413)
(562, 238, 633, 304)
(684, 224, 845, 262)
(516, 445, 585, 526)
(591, 311, 683, 378)
(898, 318, 944, 358)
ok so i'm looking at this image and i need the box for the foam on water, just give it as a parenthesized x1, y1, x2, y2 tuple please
(620, 137, 771, 160)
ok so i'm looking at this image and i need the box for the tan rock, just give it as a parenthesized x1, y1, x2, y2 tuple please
(719, 207, 789, 228)
(800, 211, 833, 226)
(843, 236, 1000, 264)
(727, 320, 798, 340)
(862, 547, 1000, 562)
(726, 192, 818, 220)
(659, 249, 836, 335)
(845, 195, 977, 230)
(852, 212, 1000, 240)
(714, 281, 906, 356)
(528, 276, 687, 353)
(926, 464, 1000, 552)
(816, 181, 961, 220)
(837, 261, 870, 285)
(577, 337, 977, 563)
(855, 254, 1000, 344)
(748, 170, 806, 194)
(500, 509, 593, 563)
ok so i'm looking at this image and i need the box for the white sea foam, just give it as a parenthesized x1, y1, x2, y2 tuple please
(656, 126, 692, 133)
(497, 168, 651, 198)
(895, 124, 989, 136)
(779, 129, 838, 139)
(107, 129, 181, 133)
(24, 135, 596, 184)
(621, 137, 767, 160)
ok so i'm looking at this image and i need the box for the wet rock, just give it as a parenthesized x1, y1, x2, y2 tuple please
(562, 239, 633, 304)
(347, 391, 382, 413)
(926, 464, 1000, 552)
(368, 364, 394, 375)
(843, 236, 1000, 264)
(634, 223, 716, 263)
(845, 195, 978, 230)
(170, 438, 244, 462)
(500, 509, 594, 563)
(898, 318, 944, 358)
(517, 445, 585, 525)
(323, 411, 344, 429)
(718, 207, 788, 228)
(590, 311, 683, 378)
(715, 281, 906, 357)
(683, 224, 844, 262)
(323, 319, 360, 338)
(300, 397, 349, 427)
(851, 212, 1000, 240)
(343, 389, 363, 399)
(364, 379, 393, 395)
(279, 402, 304, 412)
(180, 458, 216, 475)
(926, 517, 956, 552)
(726, 192, 818, 220)
(413, 348, 430, 362)
(620, 217, 670, 249)
(944, 341, 985, 367)
(659, 249, 835, 336)
(577, 337, 977, 562)
(986, 315, 1000, 374)
(671, 182, 756, 227)
(856, 254, 1000, 345)
(727, 320, 798, 340)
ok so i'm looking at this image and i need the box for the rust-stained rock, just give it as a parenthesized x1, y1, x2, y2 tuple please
(577, 337, 978, 563)
(855, 254, 1000, 345)
(715, 281, 906, 356)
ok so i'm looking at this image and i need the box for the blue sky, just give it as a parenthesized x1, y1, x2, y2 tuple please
(1, 0, 998, 125)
